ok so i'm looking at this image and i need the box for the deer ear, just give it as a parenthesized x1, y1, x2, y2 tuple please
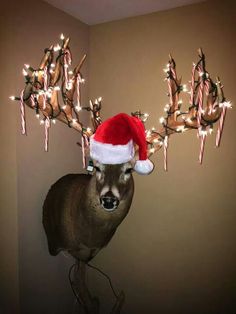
(134, 159, 154, 175)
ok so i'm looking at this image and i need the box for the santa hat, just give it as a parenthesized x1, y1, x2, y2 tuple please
(90, 113, 154, 175)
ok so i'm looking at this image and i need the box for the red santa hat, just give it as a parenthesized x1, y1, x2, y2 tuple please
(90, 113, 154, 175)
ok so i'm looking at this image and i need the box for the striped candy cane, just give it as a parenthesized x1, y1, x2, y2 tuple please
(20, 89, 26, 135)
(43, 67, 48, 109)
(44, 117, 51, 152)
(164, 135, 169, 171)
(76, 74, 81, 109)
(216, 104, 227, 147)
(199, 131, 206, 164)
(167, 77, 173, 106)
(204, 79, 213, 115)
(197, 74, 204, 129)
(64, 49, 72, 89)
(30, 94, 36, 108)
(189, 63, 196, 106)
(171, 67, 176, 80)
(81, 135, 86, 168)
(81, 134, 90, 168)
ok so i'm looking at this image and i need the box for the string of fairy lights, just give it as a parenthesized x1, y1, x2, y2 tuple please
(133, 49, 231, 171)
(10, 34, 102, 168)
(10, 35, 231, 171)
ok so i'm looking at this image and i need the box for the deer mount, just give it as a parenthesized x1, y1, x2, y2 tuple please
(11, 35, 231, 314)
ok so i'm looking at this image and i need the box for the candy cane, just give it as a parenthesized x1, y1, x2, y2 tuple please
(43, 67, 48, 109)
(199, 132, 206, 164)
(216, 104, 227, 147)
(204, 79, 213, 115)
(167, 77, 173, 106)
(20, 89, 26, 135)
(171, 67, 176, 80)
(189, 63, 196, 105)
(44, 117, 50, 152)
(63, 49, 72, 89)
(81, 135, 86, 168)
(197, 74, 204, 129)
(164, 135, 169, 171)
(76, 74, 81, 109)
(30, 94, 36, 108)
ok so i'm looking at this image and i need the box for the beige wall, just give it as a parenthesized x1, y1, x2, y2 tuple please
(1, 0, 236, 313)
(89, 1, 236, 313)
(0, 8, 19, 313)
(0, 0, 89, 313)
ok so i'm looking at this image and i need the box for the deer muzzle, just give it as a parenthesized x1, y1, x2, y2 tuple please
(100, 191, 120, 211)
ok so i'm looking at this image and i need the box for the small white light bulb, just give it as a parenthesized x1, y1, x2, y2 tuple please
(159, 117, 165, 124)
(53, 44, 61, 52)
(220, 101, 232, 108)
(181, 84, 188, 92)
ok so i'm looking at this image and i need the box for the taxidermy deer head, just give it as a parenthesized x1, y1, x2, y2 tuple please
(11, 34, 231, 313)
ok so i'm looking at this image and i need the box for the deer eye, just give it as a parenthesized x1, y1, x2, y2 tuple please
(124, 168, 133, 174)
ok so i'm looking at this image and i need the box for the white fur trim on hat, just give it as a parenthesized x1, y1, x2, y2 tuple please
(134, 159, 154, 175)
(90, 136, 135, 164)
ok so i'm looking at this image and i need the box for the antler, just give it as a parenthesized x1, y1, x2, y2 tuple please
(10, 34, 102, 158)
(139, 48, 231, 171)
(11, 39, 230, 171)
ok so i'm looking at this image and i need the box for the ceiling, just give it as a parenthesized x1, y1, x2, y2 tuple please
(44, 0, 205, 25)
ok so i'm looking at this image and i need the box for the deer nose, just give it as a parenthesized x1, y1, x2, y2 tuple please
(100, 192, 120, 211)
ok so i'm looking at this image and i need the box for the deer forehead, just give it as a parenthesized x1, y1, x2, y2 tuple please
(94, 161, 133, 173)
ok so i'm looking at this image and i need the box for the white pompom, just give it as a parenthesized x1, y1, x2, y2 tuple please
(134, 159, 154, 175)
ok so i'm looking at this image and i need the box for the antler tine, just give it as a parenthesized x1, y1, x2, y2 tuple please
(74, 54, 87, 76)
(39, 45, 54, 70)
(63, 37, 70, 48)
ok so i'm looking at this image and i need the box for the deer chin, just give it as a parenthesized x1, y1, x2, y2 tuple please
(102, 206, 118, 212)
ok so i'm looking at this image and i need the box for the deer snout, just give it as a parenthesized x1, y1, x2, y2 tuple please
(100, 191, 120, 211)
